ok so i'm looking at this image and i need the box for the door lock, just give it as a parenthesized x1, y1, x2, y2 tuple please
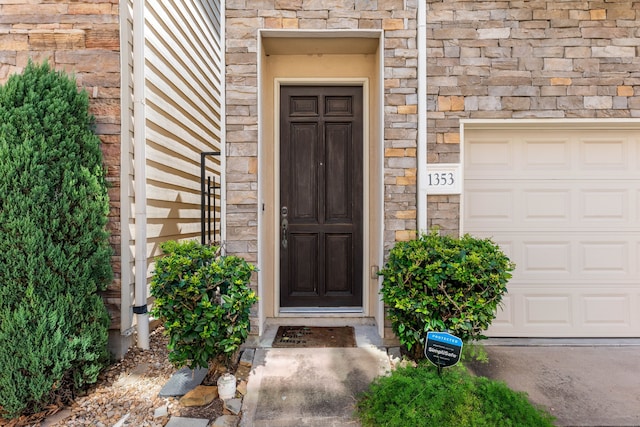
(281, 218, 288, 249)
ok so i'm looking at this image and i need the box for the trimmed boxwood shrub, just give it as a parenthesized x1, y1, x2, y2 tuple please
(380, 230, 514, 360)
(0, 62, 112, 419)
(150, 240, 258, 370)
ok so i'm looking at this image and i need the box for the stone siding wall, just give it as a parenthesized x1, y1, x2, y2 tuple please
(225, 0, 420, 263)
(0, 1, 122, 329)
(427, 0, 640, 232)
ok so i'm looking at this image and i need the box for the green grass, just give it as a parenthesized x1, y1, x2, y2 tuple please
(356, 364, 555, 427)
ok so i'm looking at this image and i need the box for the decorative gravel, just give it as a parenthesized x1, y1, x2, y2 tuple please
(9, 327, 228, 427)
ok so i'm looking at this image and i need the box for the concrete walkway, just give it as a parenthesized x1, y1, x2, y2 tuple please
(241, 328, 640, 427)
(240, 324, 391, 427)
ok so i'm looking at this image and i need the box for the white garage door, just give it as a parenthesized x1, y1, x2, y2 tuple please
(463, 123, 640, 337)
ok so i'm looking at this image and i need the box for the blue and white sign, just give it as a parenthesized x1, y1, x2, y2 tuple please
(425, 331, 463, 368)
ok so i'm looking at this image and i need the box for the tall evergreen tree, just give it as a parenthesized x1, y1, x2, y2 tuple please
(0, 62, 112, 418)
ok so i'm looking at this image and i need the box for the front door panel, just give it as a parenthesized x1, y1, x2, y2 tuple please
(280, 86, 363, 307)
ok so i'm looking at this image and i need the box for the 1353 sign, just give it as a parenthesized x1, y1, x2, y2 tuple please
(425, 164, 461, 195)
(427, 172, 455, 186)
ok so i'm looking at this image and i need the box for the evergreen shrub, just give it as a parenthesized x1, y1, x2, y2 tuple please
(380, 230, 514, 360)
(150, 240, 258, 370)
(357, 364, 555, 427)
(0, 62, 112, 419)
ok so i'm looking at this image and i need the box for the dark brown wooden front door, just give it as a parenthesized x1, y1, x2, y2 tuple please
(280, 86, 363, 307)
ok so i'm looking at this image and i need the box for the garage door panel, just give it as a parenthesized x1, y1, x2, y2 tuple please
(465, 138, 513, 171)
(524, 242, 571, 273)
(465, 133, 572, 177)
(493, 295, 514, 327)
(580, 138, 629, 171)
(465, 130, 640, 181)
(525, 295, 572, 326)
(488, 286, 638, 337)
(465, 188, 514, 222)
(465, 125, 640, 337)
(581, 241, 629, 274)
(523, 139, 571, 169)
(583, 296, 631, 326)
(465, 182, 637, 230)
(581, 189, 628, 220)
(472, 233, 636, 280)
(524, 190, 571, 220)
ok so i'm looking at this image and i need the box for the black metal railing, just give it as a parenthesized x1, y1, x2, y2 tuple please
(200, 151, 221, 245)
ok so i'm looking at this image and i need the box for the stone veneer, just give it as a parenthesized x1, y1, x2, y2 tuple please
(427, 0, 640, 233)
(0, 1, 123, 330)
(225, 0, 420, 266)
(3, 0, 637, 346)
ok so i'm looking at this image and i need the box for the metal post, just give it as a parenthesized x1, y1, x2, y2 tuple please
(200, 152, 206, 245)
(200, 151, 221, 245)
(207, 175, 212, 245)
(213, 176, 217, 244)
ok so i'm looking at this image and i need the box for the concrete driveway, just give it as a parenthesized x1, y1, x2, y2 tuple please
(467, 342, 640, 426)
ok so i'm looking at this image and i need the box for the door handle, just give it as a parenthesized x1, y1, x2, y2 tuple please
(281, 218, 288, 249)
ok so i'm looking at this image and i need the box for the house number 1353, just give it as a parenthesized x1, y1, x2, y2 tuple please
(427, 172, 455, 186)
(425, 164, 462, 195)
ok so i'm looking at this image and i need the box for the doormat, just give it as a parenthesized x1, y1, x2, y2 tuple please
(272, 326, 357, 348)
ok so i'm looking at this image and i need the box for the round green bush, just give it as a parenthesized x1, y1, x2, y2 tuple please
(380, 231, 514, 359)
(357, 365, 555, 427)
(150, 240, 258, 369)
(0, 62, 112, 419)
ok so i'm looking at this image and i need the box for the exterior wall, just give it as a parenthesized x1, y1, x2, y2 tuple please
(143, 1, 224, 258)
(119, 0, 224, 354)
(0, 1, 123, 335)
(225, 1, 419, 335)
(7, 1, 635, 346)
(120, 0, 134, 357)
(427, 0, 640, 233)
(226, 0, 419, 257)
(0, 0, 225, 357)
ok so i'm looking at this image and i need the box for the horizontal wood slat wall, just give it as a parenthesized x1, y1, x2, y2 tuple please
(143, 0, 223, 261)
